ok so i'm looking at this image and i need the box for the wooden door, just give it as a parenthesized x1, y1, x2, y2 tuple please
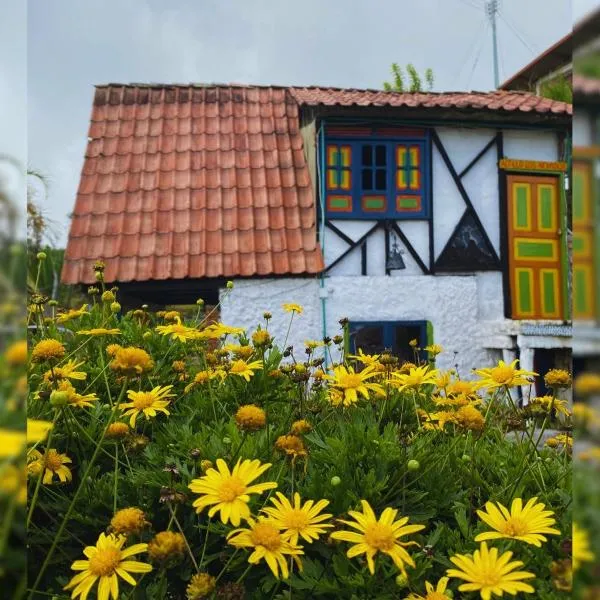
(572, 160, 596, 320)
(507, 174, 564, 320)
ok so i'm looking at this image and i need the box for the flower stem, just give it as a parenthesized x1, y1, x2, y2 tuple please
(28, 381, 128, 599)
(113, 443, 119, 514)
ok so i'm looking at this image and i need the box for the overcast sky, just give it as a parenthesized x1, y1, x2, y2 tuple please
(0, 1, 596, 245)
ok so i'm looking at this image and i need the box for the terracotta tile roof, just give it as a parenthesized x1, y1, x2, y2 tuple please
(62, 85, 324, 284)
(63, 84, 571, 285)
(289, 86, 572, 115)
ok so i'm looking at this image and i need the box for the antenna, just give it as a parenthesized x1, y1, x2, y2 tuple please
(486, 0, 500, 88)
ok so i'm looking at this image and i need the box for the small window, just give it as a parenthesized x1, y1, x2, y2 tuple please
(349, 320, 430, 364)
(360, 144, 388, 194)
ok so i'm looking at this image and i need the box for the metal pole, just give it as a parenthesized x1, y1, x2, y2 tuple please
(487, 0, 500, 88)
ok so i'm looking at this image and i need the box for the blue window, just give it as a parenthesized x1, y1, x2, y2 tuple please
(324, 129, 431, 219)
(348, 320, 431, 364)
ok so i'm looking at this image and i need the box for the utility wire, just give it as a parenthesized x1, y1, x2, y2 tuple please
(456, 0, 482, 9)
(498, 10, 538, 56)
(453, 17, 488, 88)
(466, 19, 490, 89)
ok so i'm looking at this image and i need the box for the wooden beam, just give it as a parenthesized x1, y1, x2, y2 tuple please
(391, 222, 430, 275)
(496, 131, 512, 319)
(458, 136, 497, 179)
(325, 220, 355, 246)
(432, 129, 501, 264)
(325, 222, 380, 273)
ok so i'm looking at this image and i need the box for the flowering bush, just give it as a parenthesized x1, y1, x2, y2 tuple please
(23, 267, 574, 599)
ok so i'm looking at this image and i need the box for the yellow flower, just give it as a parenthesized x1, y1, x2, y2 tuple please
(110, 347, 154, 376)
(275, 434, 307, 460)
(348, 349, 385, 372)
(578, 446, 600, 461)
(261, 492, 333, 546)
(77, 328, 122, 336)
(56, 304, 89, 323)
(184, 370, 219, 393)
(0, 464, 26, 504)
(148, 531, 185, 564)
(290, 419, 312, 435)
(392, 365, 439, 392)
(110, 507, 150, 536)
(228, 359, 263, 382)
(573, 523, 595, 571)
(27, 448, 73, 484)
(550, 559, 572, 592)
(573, 402, 599, 426)
(454, 404, 485, 432)
(227, 518, 303, 579)
(202, 323, 246, 339)
(324, 364, 384, 406)
(475, 497, 560, 547)
(43, 359, 87, 383)
(331, 499, 425, 576)
(119, 385, 175, 428)
(106, 422, 131, 440)
(544, 368, 572, 389)
(0, 428, 26, 458)
(424, 344, 443, 357)
(445, 379, 480, 401)
(186, 573, 216, 599)
(27, 419, 53, 445)
(474, 360, 537, 390)
(31, 339, 65, 363)
(447, 542, 535, 599)
(405, 577, 450, 600)
(188, 458, 277, 526)
(282, 303, 303, 314)
(224, 344, 255, 360)
(63, 532, 152, 600)
(3, 340, 27, 366)
(409, 339, 419, 348)
(106, 343, 122, 357)
(527, 396, 571, 418)
(155, 316, 204, 342)
(252, 329, 272, 348)
(235, 404, 267, 431)
(575, 372, 600, 396)
(172, 360, 186, 372)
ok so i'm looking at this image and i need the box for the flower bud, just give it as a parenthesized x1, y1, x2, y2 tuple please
(102, 290, 115, 303)
(196, 298, 204, 306)
(110, 302, 121, 314)
(50, 390, 70, 407)
(395, 573, 408, 588)
(37, 251, 47, 260)
(330, 475, 341, 486)
(143, 331, 152, 340)
(226, 280, 234, 289)
(95, 271, 104, 282)
(407, 459, 420, 471)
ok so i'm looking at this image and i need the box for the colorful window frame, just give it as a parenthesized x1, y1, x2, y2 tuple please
(324, 132, 430, 220)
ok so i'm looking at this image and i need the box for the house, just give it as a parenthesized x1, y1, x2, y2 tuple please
(499, 33, 572, 95)
(572, 7, 600, 372)
(62, 83, 572, 395)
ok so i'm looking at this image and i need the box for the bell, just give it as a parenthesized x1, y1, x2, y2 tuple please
(386, 236, 406, 270)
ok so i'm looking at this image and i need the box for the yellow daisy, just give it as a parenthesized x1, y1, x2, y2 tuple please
(31, 339, 65, 363)
(261, 492, 333, 546)
(324, 365, 384, 406)
(3, 340, 28, 366)
(447, 542, 535, 599)
(405, 577, 450, 599)
(282, 303, 303, 314)
(77, 328, 122, 336)
(392, 365, 439, 392)
(110, 346, 154, 376)
(331, 500, 425, 576)
(155, 316, 204, 342)
(119, 385, 175, 428)
(474, 360, 537, 390)
(184, 369, 220, 393)
(573, 522, 595, 571)
(56, 304, 89, 323)
(27, 448, 73, 484)
(188, 458, 277, 526)
(475, 497, 560, 546)
(227, 518, 303, 579)
(228, 359, 263, 382)
(63, 532, 152, 600)
(43, 359, 87, 383)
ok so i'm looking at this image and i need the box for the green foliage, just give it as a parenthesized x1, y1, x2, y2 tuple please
(383, 63, 434, 92)
(25, 298, 572, 599)
(574, 52, 600, 79)
(538, 74, 573, 104)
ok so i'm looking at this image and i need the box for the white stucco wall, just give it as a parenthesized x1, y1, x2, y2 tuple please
(573, 111, 593, 147)
(220, 275, 498, 373)
(219, 125, 569, 377)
